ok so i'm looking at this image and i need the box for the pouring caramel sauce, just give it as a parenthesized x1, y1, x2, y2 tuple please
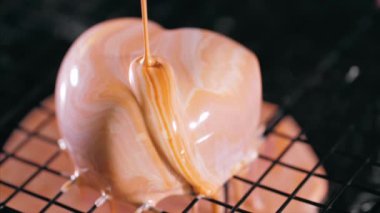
(135, 0, 218, 197)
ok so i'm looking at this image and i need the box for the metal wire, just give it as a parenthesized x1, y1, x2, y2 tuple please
(0, 98, 378, 213)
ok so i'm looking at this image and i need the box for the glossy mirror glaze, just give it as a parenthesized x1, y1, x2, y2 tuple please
(55, 18, 262, 206)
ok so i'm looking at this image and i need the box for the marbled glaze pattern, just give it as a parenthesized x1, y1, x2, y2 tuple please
(55, 18, 261, 206)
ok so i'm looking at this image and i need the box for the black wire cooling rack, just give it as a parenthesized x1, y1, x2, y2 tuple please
(1, 12, 379, 213)
(0, 97, 329, 213)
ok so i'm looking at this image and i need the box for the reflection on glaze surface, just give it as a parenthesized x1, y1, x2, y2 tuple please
(69, 66, 79, 87)
(189, 111, 209, 130)
(55, 18, 262, 206)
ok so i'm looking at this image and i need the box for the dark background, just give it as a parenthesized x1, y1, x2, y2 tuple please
(1, 0, 380, 212)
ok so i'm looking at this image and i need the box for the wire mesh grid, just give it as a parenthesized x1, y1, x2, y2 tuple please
(0, 95, 378, 213)
(0, 11, 379, 213)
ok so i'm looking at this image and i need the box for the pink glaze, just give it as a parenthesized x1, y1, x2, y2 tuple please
(55, 18, 262, 206)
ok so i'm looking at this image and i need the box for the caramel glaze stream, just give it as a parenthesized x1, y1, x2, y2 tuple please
(132, 57, 223, 212)
(136, 1, 223, 211)
(141, 0, 153, 66)
(139, 0, 217, 199)
(139, 58, 215, 195)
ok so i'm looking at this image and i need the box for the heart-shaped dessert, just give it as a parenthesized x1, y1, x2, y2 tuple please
(55, 17, 262, 207)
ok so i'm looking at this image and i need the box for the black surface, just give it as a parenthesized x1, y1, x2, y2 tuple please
(1, 0, 380, 212)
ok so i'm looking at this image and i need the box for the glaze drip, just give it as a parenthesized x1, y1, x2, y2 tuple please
(130, 57, 216, 196)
